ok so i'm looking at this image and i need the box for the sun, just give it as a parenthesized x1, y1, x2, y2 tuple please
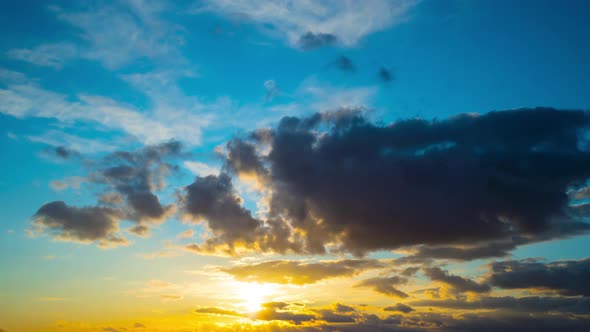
(237, 282, 276, 312)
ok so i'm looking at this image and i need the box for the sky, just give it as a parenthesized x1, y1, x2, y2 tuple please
(1, 0, 590, 331)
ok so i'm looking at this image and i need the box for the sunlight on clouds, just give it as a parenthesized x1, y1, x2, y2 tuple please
(237, 282, 278, 312)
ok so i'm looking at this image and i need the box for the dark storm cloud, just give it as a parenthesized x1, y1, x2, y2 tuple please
(355, 276, 409, 298)
(221, 259, 384, 285)
(219, 108, 590, 256)
(423, 267, 490, 293)
(32, 201, 127, 247)
(297, 31, 338, 50)
(383, 303, 414, 314)
(378, 67, 393, 82)
(487, 258, 590, 296)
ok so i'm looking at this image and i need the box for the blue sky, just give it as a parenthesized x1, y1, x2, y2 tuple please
(2, 1, 590, 331)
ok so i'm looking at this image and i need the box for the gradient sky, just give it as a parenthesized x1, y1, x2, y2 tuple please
(2, 1, 590, 331)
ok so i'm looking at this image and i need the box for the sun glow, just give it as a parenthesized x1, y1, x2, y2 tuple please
(237, 282, 276, 312)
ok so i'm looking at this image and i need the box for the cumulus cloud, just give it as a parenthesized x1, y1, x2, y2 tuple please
(181, 173, 300, 255)
(221, 259, 385, 285)
(30, 142, 182, 246)
(31, 201, 127, 247)
(88, 141, 182, 234)
(214, 108, 590, 256)
(487, 258, 590, 297)
(200, 0, 418, 49)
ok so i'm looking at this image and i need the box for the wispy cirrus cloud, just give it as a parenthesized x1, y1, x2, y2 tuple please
(7, 2, 186, 70)
(199, 0, 419, 49)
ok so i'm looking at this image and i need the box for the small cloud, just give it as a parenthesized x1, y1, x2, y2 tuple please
(160, 294, 183, 301)
(184, 161, 219, 177)
(378, 67, 394, 82)
(384, 303, 414, 314)
(49, 176, 85, 192)
(264, 80, 280, 101)
(298, 32, 338, 50)
(195, 307, 245, 317)
(177, 229, 194, 239)
(137, 251, 177, 260)
(335, 56, 355, 72)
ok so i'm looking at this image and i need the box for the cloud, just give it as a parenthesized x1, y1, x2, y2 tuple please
(6, 43, 78, 69)
(181, 173, 262, 254)
(28, 130, 116, 154)
(221, 259, 385, 285)
(200, 0, 418, 49)
(256, 302, 316, 324)
(423, 267, 490, 294)
(264, 80, 281, 101)
(378, 67, 393, 82)
(88, 141, 182, 232)
(410, 296, 590, 315)
(184, 161, 220, 177)
(160, 294, 183, 301)
(298, 32, 338, 50)
(195, 307, 245, 317)
(334, 303, 356, 313)
(133, 322, 146, 328)
(50, 176, 85, 192)
(217, 108, 590, 256)
(334, 56, 355, 72)
(314, 308, 358, 323)
(11, 2, 186, 70)
(487, 258, 590, 297)
(31, 142, 182, 246)
(0, 80, 206, 146)
(31, 201, 127, 248)
(355, 276, 409, 298)
(383, 303, 414, 313)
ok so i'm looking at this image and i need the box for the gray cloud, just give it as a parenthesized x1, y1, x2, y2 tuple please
(32, 201, 127, 247)
(487, 258, 590, 297)
(220, 108, 590, 256)
(410, 296, 590, 315)
(355, 276, 409, 298)
(378, 67, 393, 82)
(383, 303, 414, 314)
(423, 267, 490, 293)
(298, 32, 338, 50)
